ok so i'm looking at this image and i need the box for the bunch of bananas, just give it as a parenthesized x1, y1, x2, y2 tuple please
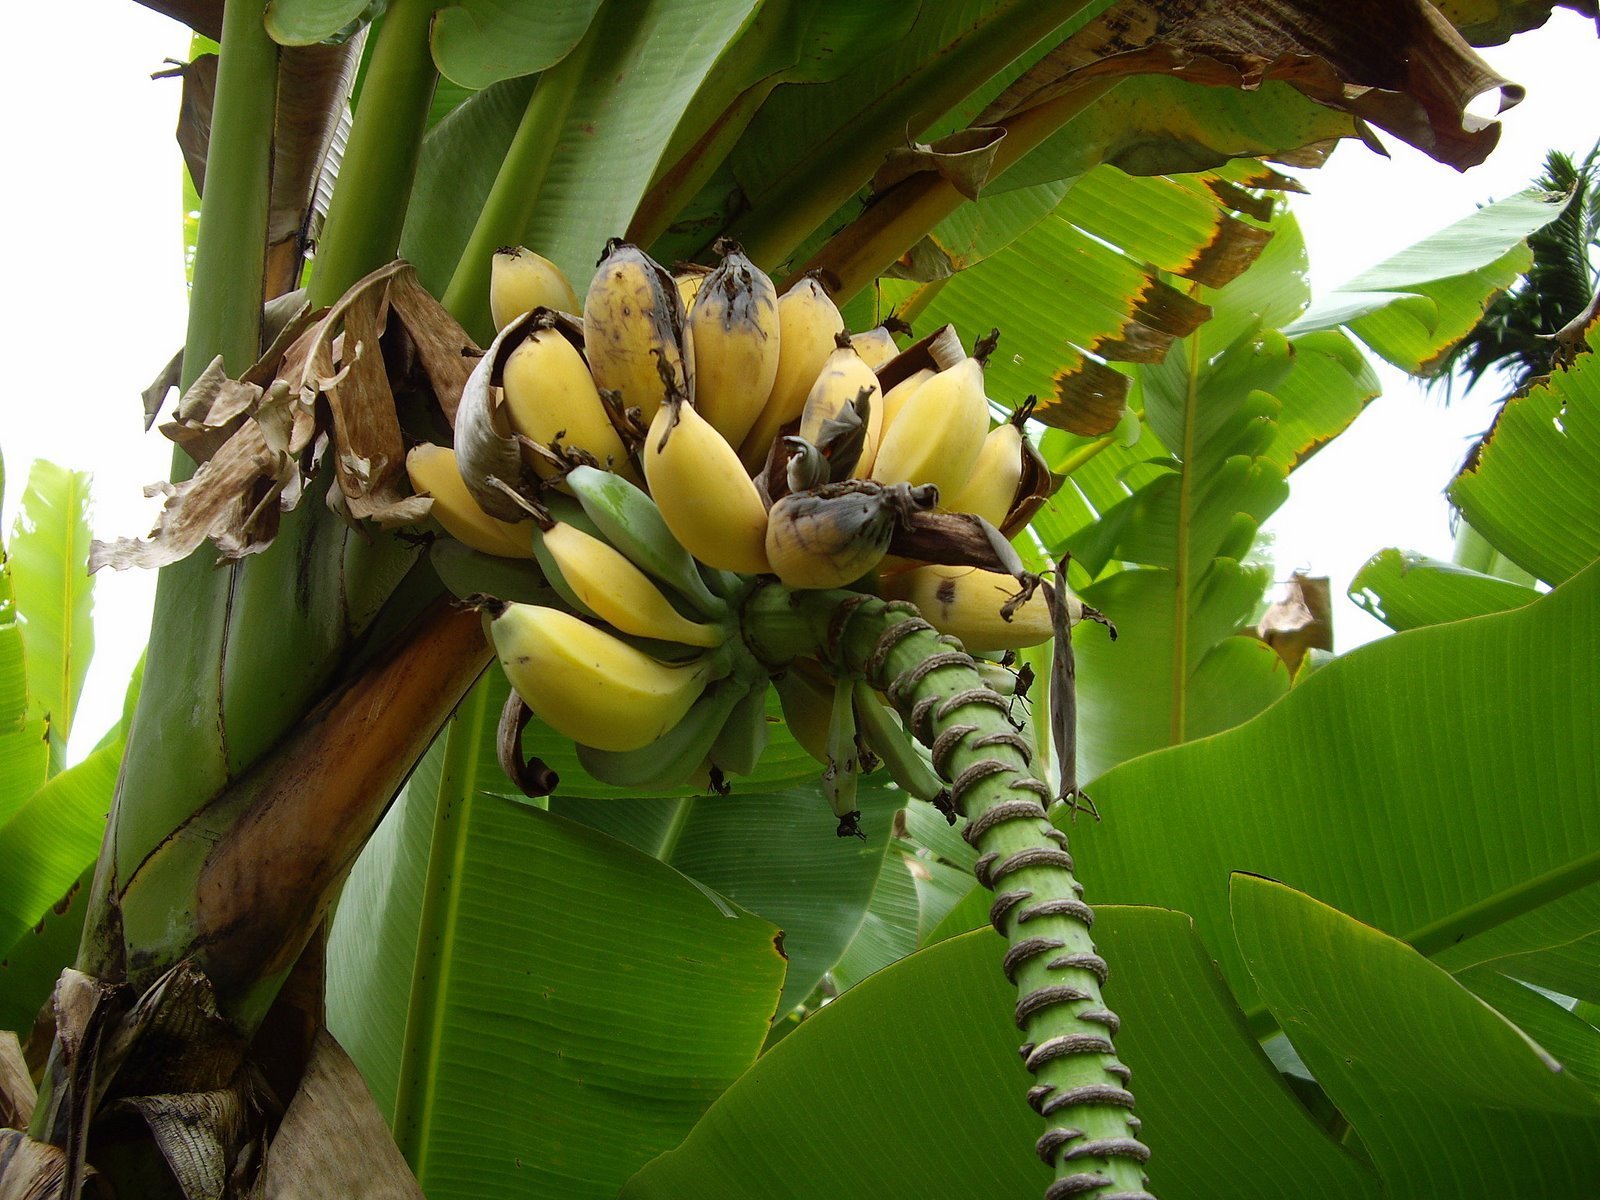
(403, 237, 1069, 813)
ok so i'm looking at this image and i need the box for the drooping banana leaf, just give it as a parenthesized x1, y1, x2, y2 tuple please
(1349, 549, 1540, 632)
(326, 680, 786, 1200)
(1232, 875, 1600, 1196)
(1450, 319, 1600, 584)
(1069, 556, 1600, 1009)
(8, 461, 94, 773)
(622, 912, 1380, 1200)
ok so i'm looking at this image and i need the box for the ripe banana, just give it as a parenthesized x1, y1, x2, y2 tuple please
(851, 680, 951, 810)
(584, 239, 692, 423)
(823, 675, 863, 837)
(688, 239, 780, 450)
(406, 443, 534, 559)
(675, 266, 710, 311)
(878, 367, 934, 443)
(850, 326, 900, 371)
(870, 356, 990, 500)
(564, 465, 727, 619)
(489, 246, 581, 330)
(887, 564, 1061, 651)
(764, 483, 896, 590)
(532, 519, 723, 648)
(775, 658, 834, 764)
(644, 395, 772, 575)
(577, 676, 747, 790)
(501, 320, 636, 482)
(710, 679, 770, 777)
(489, 603, 711, 751)
(944, 414, 1025, 525)
(797, 336, 883, 478)
(737, 275, 844, 472)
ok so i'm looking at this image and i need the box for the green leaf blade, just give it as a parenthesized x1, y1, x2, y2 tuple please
(9, 461, 94, 771)
(1232, 875, 1600, 1197)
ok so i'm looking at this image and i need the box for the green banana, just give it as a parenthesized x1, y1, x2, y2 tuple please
(823, 675, 863, 838)
(430, 539, 556, 607)
(710, 679, 771, 778)
(851, 680, 952, 813)
(564, 464, 728, 619)
(577, 676, 748, 790)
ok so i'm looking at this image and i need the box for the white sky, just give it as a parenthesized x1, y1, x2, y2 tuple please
(2, 6, 1596, 756)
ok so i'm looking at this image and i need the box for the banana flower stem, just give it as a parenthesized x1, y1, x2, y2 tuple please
(745, 586, 1154, 1200)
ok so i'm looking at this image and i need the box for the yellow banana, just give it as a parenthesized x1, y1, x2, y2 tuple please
(688, 239, 780, 450)
(406, 443, 534, 559)
(675, 266, 711, 312)
(944, 418, 1024, 525)
(850, 326, 900, 371)
(489, 603, 711, 751)
(737, 275, 844, 472)
(764, 483, 897, 590)
(533, 520, 723, 648)
(584, 239, 692, 424)
(877, 368, 934, 444)
(870, 356, 989, 500)
(489, 246, 582, 330)
(797, 336, 883, 478)
(643, 395, 772, 574)
(501, 322, 637, 482)
(886, 564, 1059, 651)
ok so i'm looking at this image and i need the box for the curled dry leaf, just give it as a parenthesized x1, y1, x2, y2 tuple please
(873, 127, 1007, 201)
(94, 261, 474, 569)
(454, 310, 547, 523)
(0, 1129, 74, 1199)
(256, 1030, 424, 1199)
(0, 1032, 34, 1131)
(1254, 573, 1333, 672)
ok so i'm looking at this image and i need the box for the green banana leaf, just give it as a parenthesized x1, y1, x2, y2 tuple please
(523, 672, 910, 1016)
(430, 0, 607, 89)
(1454, 966, 1600, 1095)
(7, 460, 94, 773)
(1349, 549, 1540, 632)
(1068, 557, 1600, 1011)
(1288, 187, 1568, 373)
(827, 847, 921, 991)
(1232, 875, 1600, 1196)
(623, 912, 1379, 1200)
(1450, 320, 1600, 585)
(0, 653, 140, 1036)
(264, 0, 374, 44)
(402, 76, 538, 298)
(515, 0, 762, 286)
(993, 76, 1354, 195)
(0, 863, 94, 1040)
(0, 556, 47, 830)
(326, 681, 786, 1200)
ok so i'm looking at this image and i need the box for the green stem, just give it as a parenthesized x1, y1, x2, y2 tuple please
(308, 0, 438, 306)
(1170, 333, 1201, 746)
(746, 587, 1152, 1199)
(1055, 433, 1117, 480)
(440, 14, 605, 338)
(731, 2, 1089, 271)
(181, 1, 279, 390)
(393, 680, 491, 1183)
(892, 275, 951, 330)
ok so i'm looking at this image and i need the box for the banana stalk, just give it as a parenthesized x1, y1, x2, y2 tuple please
(745, 587, 1152, 1200)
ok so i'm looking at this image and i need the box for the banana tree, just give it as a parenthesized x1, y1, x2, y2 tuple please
(1, 2, 1587, 1199)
